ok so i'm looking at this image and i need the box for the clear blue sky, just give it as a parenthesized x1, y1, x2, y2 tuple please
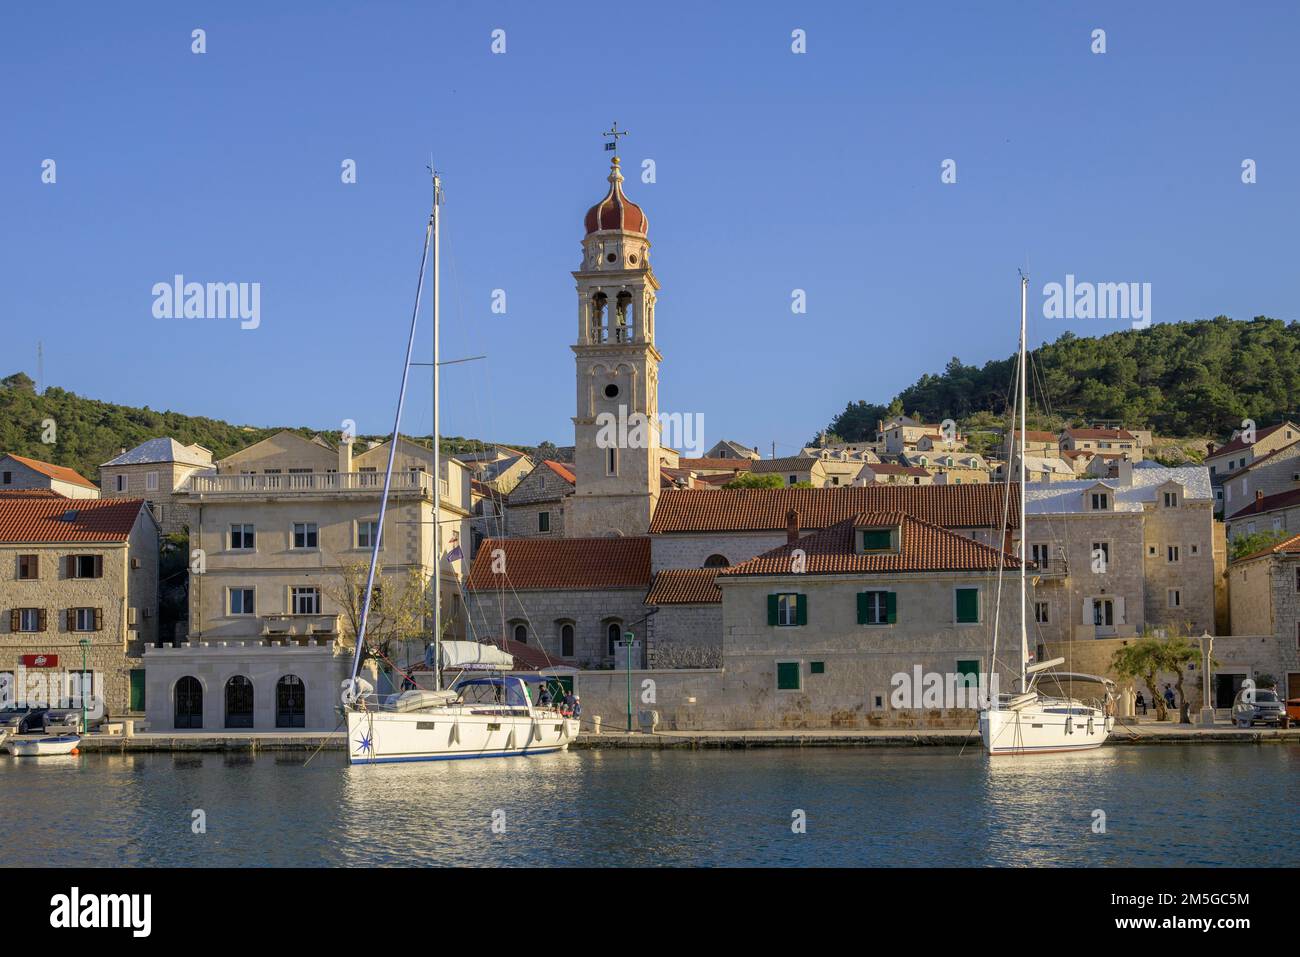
(4, 1, 1297, 456)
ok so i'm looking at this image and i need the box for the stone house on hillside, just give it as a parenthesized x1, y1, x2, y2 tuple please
(0, 454, 100, 500)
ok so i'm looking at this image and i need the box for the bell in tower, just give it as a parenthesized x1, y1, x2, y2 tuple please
(568, 139, 664, 539)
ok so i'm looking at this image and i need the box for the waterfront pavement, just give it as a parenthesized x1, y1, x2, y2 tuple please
(26, 717, 1298, 753)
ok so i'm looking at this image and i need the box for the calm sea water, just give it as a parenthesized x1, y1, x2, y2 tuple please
(1, 745, 1295, 867)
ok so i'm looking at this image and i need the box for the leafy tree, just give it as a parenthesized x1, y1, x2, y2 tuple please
(819, 316, 1300, 443)
(1229, 528, 1294, 561)
(1110, 638, 1169, 720)
(325, 561, 434, 671)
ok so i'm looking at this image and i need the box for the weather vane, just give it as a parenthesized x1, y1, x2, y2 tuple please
(602, 121, 629, 157)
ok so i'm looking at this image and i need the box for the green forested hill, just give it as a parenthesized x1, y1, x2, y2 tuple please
(823, 316, 1300, 443)
(0, 372, 508, 486)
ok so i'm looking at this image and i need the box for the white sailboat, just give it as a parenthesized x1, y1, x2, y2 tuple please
(342, 170, 579, 765)
(979, 275, 1115, 755)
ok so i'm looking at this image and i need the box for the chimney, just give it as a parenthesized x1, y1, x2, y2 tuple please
(338, 439, 353, 474)
(786, 508, 801, 545)
(1256, 489, 1264, 505)
(1116, 457, 1133, 486)
(1206, 442, 1215, 456)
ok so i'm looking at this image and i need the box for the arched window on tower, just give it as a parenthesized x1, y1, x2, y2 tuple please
(615, 291, 634, 342)
(703, 554, 730, 568)
(591, 292, 608, 343)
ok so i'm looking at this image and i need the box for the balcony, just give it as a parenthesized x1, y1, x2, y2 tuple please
(186, 471, 434, 497)
(1028, 558, 1068, 579)
(260, 613, 341, 639)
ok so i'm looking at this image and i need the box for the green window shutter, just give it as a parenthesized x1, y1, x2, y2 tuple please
(777, 662, 801, 690)
(767, 594, 779, 626)
(886, 591, 897, 624)
(795, 594, 808, 626)
(857, 592, 869, 625)
(810, 661, 825, 675)
(956, 588, 979, 623)
(862, 529, 890, 550)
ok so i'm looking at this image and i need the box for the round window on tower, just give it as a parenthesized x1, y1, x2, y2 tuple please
(629, 254, 638, 264)
(606, 253, 617, 263)
(604, 384, 619, 399)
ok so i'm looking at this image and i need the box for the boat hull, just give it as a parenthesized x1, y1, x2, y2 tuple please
(979, 704, 1109, 755)
(346, 709, 579, 764)
(7, 735, 81, 757)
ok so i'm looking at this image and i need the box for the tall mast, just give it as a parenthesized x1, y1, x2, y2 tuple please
(347, 183, 437, 691)
(431, 168, 443, 692)
(1018, 273, 1029, 688)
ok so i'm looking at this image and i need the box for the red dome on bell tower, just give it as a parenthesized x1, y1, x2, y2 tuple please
(584, 156, 648, 236)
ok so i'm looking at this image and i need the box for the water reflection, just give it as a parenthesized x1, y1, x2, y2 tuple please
(1, 746, 1295, 867)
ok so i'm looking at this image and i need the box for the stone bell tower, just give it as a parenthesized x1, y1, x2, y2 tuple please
(567, 152, 662, 538)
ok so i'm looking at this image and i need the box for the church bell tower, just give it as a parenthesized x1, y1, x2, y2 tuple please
(567, 141, 662, 538)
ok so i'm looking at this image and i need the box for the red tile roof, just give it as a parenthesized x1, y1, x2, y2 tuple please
(0, 498, 146, 543)
(1210, 421, 1298, 459)
(4, 454, 98, 490)
(1232, 532, 1300, 564)
(541, 460, 576, 484)
(645, 568, 722, 605)
(677, 457, 752, 472)
(1226, 486, 1300, 520)
(465, 536, 651, 591)
(649, 485, 1018, 534)
(718, 511, 1022, 578)
(1014, 430, 1060, 443)
(0, 489, 68, 499)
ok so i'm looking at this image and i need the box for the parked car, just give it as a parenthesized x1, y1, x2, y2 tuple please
(1232, 688, 1285, 727)
(41, 708, 83, 734)
(0, 707, 47, 734)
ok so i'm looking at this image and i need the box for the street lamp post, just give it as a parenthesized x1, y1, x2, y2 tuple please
(624, 630, 634, 732)
(77, 637, 90, 734)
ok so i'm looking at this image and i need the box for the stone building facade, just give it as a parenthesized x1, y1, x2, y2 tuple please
(0, 498, 158, 718)
(1226, 534, 1300, 701)
(100, 438, 214, 535)
(505, 460, 574, 538)
(464, 536, 652, 670)
(1023, 463, 1218, 642)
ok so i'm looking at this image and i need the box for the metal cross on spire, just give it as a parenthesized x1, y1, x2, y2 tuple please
(602, 121, 629, 156)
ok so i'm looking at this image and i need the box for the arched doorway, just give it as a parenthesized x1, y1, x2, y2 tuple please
(225, 676, 254, 728)
(276, 675, 305, 728)
(174, 676, 203, 729)
(606, 621, 623, 657)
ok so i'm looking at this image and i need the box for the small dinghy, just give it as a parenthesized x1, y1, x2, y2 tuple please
(8, 735, 80, 757)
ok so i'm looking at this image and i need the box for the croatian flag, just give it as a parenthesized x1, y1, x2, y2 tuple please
(443, 532, 463, 564)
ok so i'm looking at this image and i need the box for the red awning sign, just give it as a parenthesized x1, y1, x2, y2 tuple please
(21, 654, 58, 668)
